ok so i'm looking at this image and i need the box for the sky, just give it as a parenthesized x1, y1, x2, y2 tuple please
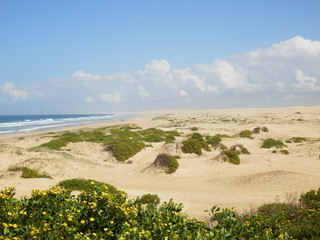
(0, 0, 320, 114)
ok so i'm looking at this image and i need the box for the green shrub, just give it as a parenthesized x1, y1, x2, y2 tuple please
(137, 193, 160, 207)
(300, 188, 320, 209)
(222, 150, 240, 165)
(261, 138, 286, 149)
(206, 135, 222, 147)
(280, 149, 289, 155)
(261, 126, 269, 132)
(9, 166, 52, 179)
(58, 178, 120, 194)
(239, 130, 252, 138)
(257, 203, 296, 217)
(190, 127, 198, 131)
(240, 147, 250, 155)
(167, 155, 180, 174)
(181, 139, 203, 155)
(40, 138, 68, 150)
(291, 137, 307, 143)
(105, 141, 146, 162)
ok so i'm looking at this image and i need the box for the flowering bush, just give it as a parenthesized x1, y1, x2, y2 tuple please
(1, 183, 320, 239)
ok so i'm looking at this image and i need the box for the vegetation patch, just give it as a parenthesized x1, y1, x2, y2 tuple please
(222, 150, 241, 165)
(280, 149, 289, 155)
(182, 133, 226, 155)
(230, 144, 250, 155)
(190, 127, 198, 131)
(239, 130, 253, 138)
(38, 126, 181, 162)
(291, 137, 307, 143)
(261, 138, 287, 149)
(1, 185, 320, 239)
(57, 178, 120, 195)
(300, 187, 320, 209)
(137, 193, 160, 207)
(9, 166, 52, 179)
(148, 153, 180, 174)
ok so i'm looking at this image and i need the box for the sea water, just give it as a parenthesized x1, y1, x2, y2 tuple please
(0, 114, 129, 135)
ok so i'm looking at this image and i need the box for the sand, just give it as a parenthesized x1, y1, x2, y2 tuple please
(0, 105, 320, 219)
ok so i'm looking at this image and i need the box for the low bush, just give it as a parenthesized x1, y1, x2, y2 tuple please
(9, 166, 52, 179)
(105, 141, 146, 162)
(190, 127, 198, 131)
(137, 193, 160, 207)
(182, 133, 215, 155)
(57, 178, 120, 195)
(291, 137, 307, 143)
(261, 138, 286, 149)
(239, 130, 253, 138)
(152, 154, 180, 174)
(182, 139, 203, 155)
(280, 149, 289, 155)
(206, 135, 222, 148)
(300, 188, 320, 209)
(222, 150, 240, 165)
(261, 126, 269, 132)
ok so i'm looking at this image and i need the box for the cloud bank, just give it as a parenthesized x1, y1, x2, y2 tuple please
(1, 36, 320, 113)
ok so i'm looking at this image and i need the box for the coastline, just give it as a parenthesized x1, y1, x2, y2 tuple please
(0, 105, 320, 218)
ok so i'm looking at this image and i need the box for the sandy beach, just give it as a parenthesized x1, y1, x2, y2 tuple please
(0, 105, 319, 219)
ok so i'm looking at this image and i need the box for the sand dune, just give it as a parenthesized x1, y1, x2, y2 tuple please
(0, 105, 320, 218)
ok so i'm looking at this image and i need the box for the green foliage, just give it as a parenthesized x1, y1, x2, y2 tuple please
(57, 178, 120, 195)
(222, 150, 240, 165)
(105, 141, 146, 162)
(239, 130, 253, 138)
(181, 133, 213, 155)
(261, 126, 269, 132)
(9, 166, 52, 179)
(38, 126, 181, 161)
(206, 135, 222, 147)
(257, 203, 296, 216)
(181, 139, 203, 155)
(300, 188, 320, 209)
(0, 185, 212, 239)
(280, 149, 289, 155)
(166, 155, 180, 174)
(291, 137, 307, 143)
(1, 185, 320, 239)
(137, 194, 160, 207)
(261, 138, 287, 149)
(240, 147, 250, 155)
(40, 138, 68, 150)
(190, 127, 198, 131)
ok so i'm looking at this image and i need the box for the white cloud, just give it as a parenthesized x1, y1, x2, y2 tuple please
(99, 91, 122, 103)
(212, 59, 244, 89)
(145, 59, 170, 73)
(179, 90, 188, 97)
(137, 85, 150, 99)
(292, 69, 320, 91)
(85, 96, 95, 103)
(2, 82, 28, 101)
(73, 70, 101, 82)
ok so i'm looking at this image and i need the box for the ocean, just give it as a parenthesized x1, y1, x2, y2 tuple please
(0, 114, 129, 135)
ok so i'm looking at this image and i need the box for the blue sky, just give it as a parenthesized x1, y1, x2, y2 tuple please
(1, 0, 320, 114)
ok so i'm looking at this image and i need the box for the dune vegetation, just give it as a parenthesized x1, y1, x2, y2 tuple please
(1, 180, 320, 239)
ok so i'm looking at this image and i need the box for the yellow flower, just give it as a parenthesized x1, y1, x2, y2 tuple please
(81, 220, 85, 224)
(90, 217, 95, 222)
(42, 211, 47, 215)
